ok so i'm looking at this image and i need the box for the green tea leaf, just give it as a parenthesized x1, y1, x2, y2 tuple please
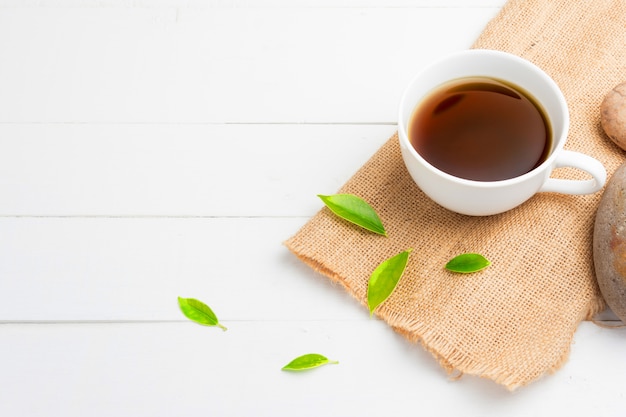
(367, 249, 411, 316)
(445, 253, 490, 273)
(178, 296, 227, 331)
(318, 194, 387, 236)
(281, 353, 339, 372)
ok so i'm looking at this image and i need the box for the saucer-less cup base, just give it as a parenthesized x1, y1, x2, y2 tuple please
(398, 49, 606, 216)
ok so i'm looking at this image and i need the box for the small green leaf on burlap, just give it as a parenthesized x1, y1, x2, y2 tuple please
(445, 253, 490, 273)
(367, 249, 411, 315)
(318, 193, 387, 236)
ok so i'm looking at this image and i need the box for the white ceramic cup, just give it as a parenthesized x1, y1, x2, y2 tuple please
(398, 49, 607, 216)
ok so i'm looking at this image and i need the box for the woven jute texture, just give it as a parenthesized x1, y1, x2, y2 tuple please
(285, 0, 626, 390)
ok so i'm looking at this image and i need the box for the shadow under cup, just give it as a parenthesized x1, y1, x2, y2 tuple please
(397, 49, 597, 216)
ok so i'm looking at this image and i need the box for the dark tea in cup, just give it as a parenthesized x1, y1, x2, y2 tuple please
(408, 76, 551, 182)
(398, 50, 605, 215)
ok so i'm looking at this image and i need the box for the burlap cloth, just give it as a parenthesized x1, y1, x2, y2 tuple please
(285, 0, 626, 390)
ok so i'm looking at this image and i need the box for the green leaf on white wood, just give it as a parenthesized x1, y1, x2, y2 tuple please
(281, 353, 339, 372)
(178, 296, 227, 331)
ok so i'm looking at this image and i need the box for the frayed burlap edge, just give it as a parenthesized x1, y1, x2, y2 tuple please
(286, 231, 606, 390)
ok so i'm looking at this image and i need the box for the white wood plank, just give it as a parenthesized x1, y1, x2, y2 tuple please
(0, 6, 502, 123)
(0, 124, 395, 216)
(0, 320, 623, 417)
(1, 214, 617, 320)
(0, 217, 366, 321)
(0, 0, 508, 7)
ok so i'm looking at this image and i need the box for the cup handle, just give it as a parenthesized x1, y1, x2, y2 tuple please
(538, 150, 607, 195)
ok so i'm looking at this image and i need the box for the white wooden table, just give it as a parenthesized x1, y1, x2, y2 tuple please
(1, 1, 625, 416)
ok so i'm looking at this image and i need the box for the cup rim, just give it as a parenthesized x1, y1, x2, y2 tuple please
(398, 49, 569, 189)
